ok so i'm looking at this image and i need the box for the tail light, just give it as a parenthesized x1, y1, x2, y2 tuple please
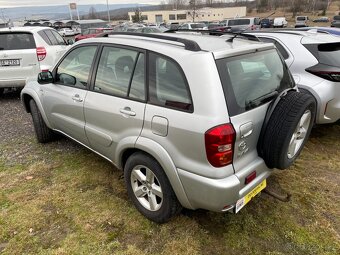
(306, 69, 340, 82)
(36, 47, 46, 61)
(205, 124, 235, 168)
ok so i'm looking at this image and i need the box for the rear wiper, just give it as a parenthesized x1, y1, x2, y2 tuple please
(245, 90, 279, 110)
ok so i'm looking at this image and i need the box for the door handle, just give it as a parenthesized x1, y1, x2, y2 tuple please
(72, 94, 83, 102)
(120, 107, 136, 117)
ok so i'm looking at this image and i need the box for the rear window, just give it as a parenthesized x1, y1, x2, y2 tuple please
(228, 19, 250, 26)
(0, 32, 36, 50)
(216, 49, 294, 116)
(304, 43, 340, 67)
(297, 17, 307, 21)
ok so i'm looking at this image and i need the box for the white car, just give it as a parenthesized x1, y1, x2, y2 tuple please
(58, 28, 75, 37)
(0, 27, 69, 95)
(273, 17, 288, 28)
(178, 23, 208, 30)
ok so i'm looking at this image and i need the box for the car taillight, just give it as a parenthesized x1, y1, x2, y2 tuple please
(306, 69, 340, 82)
(205, 124, 235, 168)
(36, 47, 46, 61)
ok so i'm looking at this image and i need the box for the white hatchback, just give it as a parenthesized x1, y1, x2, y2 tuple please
(0, 27, 69, 95)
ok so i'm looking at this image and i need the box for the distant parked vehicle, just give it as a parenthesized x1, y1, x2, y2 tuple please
(58, 28, 75, 37)
(296, 27, 340, 36)
(273, 17, 288, 28)
(260, 18, 274, 28)
(178, 23, 208, 30)
(75, 28, 113, 41)
(0, 27, 69, 95)
(295, 16, 309, 28)
(331, 15, 340, 28)
(221, 17, 261, 32)
(313, 17, 330, 23)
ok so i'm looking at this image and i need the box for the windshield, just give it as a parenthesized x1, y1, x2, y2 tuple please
(216, 49, 294, 116)
(191, 23, 205, 29)
(297, 17, 306, 21)
(228, 19, 250, 26)
(305, 42, 340, 67)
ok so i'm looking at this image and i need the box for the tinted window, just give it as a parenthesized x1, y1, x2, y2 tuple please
(44, 30, 58, 45)
(305, 42, 340, 67)
(228, 19, 250, 26)
(38, 31, 52, 45)
(129, 54, 145, 100)
(0, 33, 35, 50)
(216, 49, 294, 116)
(259, 37, 289, 60)
(297, 17, 307, 21)
(149, 53, 193, 111)
(94, 47, 138, 97)
(191, 23, 205, 29)
(51, 30, 66, 45)
(57, 46, 97, 88)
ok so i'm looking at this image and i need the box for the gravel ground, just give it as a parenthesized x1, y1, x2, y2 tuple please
(0, 89, 82, 166)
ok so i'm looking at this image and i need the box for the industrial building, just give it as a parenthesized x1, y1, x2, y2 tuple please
(128, 6, 247, 24)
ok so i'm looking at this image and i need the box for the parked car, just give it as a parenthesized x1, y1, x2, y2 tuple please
(313, 17, 330, 23)
(178, 23, 208, 30)
(21, 33, 315, 223)
(331, 15, 340, 28)
(58, 28, 75, 37)
(247, 30, 340, 124)
(75, 28, 113, 41)
(221, 17, 261, 32)
(260, 18, 274, 28)
(296, 27, 340, 36)
(295, 16, 309, 28)
(136, 27, 168, 33)
(0, 27, 69, 95)
(273, 17, 288, 28)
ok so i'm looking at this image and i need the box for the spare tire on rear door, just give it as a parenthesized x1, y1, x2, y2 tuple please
(259, 90, 316, 170)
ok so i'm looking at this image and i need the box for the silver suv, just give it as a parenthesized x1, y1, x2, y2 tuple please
(21, 33, 316, 223)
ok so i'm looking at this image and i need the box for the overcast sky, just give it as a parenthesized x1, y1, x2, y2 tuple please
(0, 0, 161, 8)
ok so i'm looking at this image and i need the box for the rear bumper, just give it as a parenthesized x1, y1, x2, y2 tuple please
(0, 79, 26, 88)
(177, 158, 272, 212)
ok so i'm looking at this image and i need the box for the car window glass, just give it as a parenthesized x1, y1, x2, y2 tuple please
(149, 53, 192, 111)
(94, 47, 138, 97)
(51, 30, 66, 45)
(56, 46, 97, 88)
(259, 37, 289, 59)
(129, 54, 145, 100)
(44, 30, 58, 45)
(38, 31, 52, 45)
(0, 33, 36, 50)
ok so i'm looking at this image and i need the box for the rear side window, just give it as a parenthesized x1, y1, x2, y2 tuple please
(304, 43, 340, 67)
(216, 49, 294, 116)
(259, 37, 290, 59)
(38, 30, 52, 45)
(41, 30, 66, 46)
(149, 53, 193, 112)
(0, 32, 36, 50)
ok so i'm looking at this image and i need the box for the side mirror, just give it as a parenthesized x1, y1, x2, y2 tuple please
(67, 39, 74, 45)
(38, 71, 54, 84)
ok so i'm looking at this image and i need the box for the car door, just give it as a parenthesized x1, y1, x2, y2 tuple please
(40, 44, 98, 145)
(84, 45, 146, 162)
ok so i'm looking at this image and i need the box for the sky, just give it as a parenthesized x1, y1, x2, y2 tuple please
(0, 0, 161, 8)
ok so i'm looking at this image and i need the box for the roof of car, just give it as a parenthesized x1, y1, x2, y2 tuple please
(0, 26, 53, 33)
(80, 33, 274, 57)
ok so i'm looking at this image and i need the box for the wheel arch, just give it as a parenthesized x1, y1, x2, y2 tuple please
(119, 137, 193, 210)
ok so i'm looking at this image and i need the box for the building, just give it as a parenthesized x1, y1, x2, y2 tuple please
(0, 18, 8, 28)
(128, 7, 247, 24)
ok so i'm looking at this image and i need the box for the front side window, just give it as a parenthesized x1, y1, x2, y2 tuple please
(216, 49, 294, 116)
(56, 46, 97, 88)
(94, 47, 139, 97)
(149, 53, 193, 111)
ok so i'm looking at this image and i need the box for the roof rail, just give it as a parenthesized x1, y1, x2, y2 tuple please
(165, 29, 260, 42)
(96, 32, 202, 52)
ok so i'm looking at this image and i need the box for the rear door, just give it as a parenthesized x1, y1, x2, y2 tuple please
(216, 49, 294, 173)
(84, 45, 146, 161)
(0, 32, 40, 82)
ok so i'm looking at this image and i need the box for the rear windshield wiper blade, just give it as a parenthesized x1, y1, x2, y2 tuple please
(245, 90, 279, 110)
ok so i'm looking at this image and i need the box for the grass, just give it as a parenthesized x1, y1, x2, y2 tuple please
(0, 124, 339, 255)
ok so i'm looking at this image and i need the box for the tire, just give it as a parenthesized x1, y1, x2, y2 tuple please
(260, 91, 316, 169)
(29, 100, 55, 143)
(124, 152, 182, 223)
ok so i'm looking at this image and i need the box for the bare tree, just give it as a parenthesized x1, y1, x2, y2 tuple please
(88, 7, 98, 19)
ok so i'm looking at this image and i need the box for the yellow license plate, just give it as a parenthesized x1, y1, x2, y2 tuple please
(235, 179, 266, 213)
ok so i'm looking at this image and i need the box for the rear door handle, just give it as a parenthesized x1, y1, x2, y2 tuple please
(120, 107, 136, 117)
(72, 94, 83, 102)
